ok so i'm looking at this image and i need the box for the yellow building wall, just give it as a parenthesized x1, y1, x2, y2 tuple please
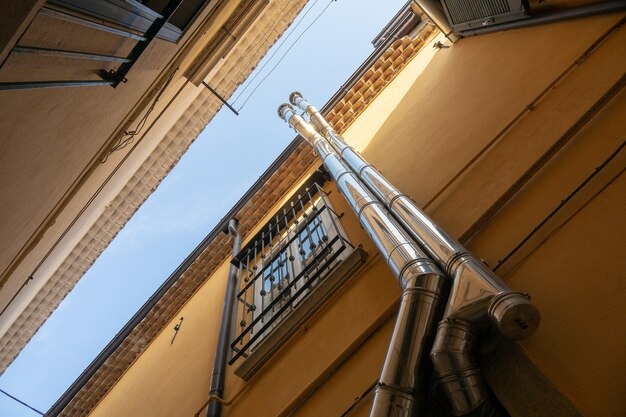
(339, 11, 626, 417)
(0, 0, 243, 311)
(88, 259, 230, 417)
(87, 9, 625, 417)
(86, 169, 400, 417)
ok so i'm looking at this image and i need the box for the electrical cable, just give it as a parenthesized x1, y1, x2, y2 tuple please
(230, 0, 325, 105)
(237, 0, 335, 111)
(0, 68, 181, 321)
(0, 388, 44, 415)
(101, 69, 178, 163)
(226, 0, 303, 83)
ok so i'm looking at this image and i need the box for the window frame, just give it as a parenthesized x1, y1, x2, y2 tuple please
(229, 176, 356, 366)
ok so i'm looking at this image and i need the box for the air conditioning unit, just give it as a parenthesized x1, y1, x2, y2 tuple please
(440, 0, 530, 32)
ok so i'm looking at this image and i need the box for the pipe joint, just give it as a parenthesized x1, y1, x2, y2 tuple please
(357, 198, 386, 220)
(356, 162, 374, 177)
(384, 191, 411, 209)
(328, 160, 352, 183)
(314, 136, 338, 159)
(430, 320, 486, 416)
(444, 256, 540, 332)
(444, 251, 475, 278)
(488, 291, 540, 340)
(401, 265, 445, 296)
(339, 149, 367, 174)
(396, 253, 441, 284)
(338, 145, 357, 161)
(399, 256, 440, 279)
(370, 383, 420, 417)
(444, 259, 504, 322)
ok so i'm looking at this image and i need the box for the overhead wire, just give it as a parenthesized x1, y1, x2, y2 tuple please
(101, 69, 178, 163)
(230, 0, 327, 106)
(236, 0, 335, 111)
(0, 388, 44, 415)
(207, 0, 303, 111)
(0, 67, 181, 321)
(226, 0, 302, 84)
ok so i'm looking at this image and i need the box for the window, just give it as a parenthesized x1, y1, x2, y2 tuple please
(229, 181, 354, 364)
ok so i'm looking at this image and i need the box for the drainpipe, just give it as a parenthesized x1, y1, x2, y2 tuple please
(278, 104, 446, 417)
(289, 92, 540, 415)
(207, 218, 241, 417)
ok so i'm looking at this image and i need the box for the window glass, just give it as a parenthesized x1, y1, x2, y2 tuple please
(298, 217, 327, 262)
(262, 251, 288, 293)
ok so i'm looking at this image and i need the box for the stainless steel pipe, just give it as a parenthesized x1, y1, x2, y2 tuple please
(289, 92, 540, 415)
(278, 104, 446, 417)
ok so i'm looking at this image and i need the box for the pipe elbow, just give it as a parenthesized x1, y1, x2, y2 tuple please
(430, 321, 486, 415)
(430, 321, 475, 375)
(227, 219, 238, 237)
(401, 262, 445, 295)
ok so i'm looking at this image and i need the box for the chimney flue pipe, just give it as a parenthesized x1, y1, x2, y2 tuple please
(278, 104, 446, 417)
(289, 92, 540, 415)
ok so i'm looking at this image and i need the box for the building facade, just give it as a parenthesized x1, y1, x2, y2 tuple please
(0, 0, 307, 375)
(33, 1, 626, 416)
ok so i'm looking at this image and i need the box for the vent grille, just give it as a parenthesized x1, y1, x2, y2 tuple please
(446, 0, 511, 24)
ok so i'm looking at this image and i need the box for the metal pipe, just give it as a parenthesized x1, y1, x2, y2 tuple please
(207, 218, 241, 417)
(13, 46, 132, 62)
(39, 7, 147, 41)
(460, 0, 626, 37)
(0, 80, 114, 91)
(278, 104, 446, 417)
(202, 81, 240, 116)
(289, 93, 540, 415)
(412, 0, 461, 42)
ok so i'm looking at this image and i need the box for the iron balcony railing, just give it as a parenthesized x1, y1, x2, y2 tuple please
(229, 184, 352, 364)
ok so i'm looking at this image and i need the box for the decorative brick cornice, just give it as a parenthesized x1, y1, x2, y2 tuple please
(328, 25, 436, 134)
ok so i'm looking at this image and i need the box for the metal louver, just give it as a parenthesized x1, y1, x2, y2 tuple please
(441, 0, 530, 31)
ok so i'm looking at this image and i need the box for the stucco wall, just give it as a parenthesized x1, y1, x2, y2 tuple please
(86, 171, 399, 417)
(343, 11, 626, 417)
(88, 259, 230, 417)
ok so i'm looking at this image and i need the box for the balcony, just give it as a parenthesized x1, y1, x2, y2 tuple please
(229, 176, 367, 379)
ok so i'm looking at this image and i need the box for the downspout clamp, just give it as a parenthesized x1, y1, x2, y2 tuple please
(288, 93, 540, 416)
(207, 218, 241, 417)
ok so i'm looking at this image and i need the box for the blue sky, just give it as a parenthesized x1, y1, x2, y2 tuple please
(0, 0, 406, 415)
